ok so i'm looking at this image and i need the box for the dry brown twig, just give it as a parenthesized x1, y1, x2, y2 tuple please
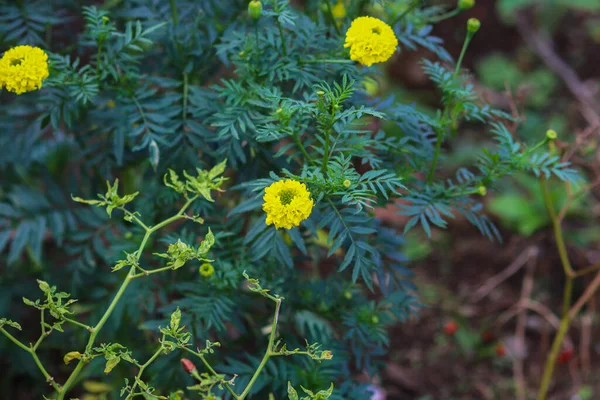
(514, 254, 537, 400)
(470, 246, 539, 303)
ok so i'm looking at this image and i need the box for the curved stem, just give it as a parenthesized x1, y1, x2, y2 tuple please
(238, 298, 281, 400)
(126, 337, 165, 399)
(0, 327, 61, 392)
(540, 179, 574, 277)
(536, 178, 575, 400)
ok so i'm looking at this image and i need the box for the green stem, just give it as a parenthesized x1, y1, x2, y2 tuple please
(62, 317, 94, 332)
(426, 129, 444, 183)
(169, 0, 179, 27)
(32, 331, 50, 352)
(0, 326, 30, 352)
(295, 136, 313, 164)
(238, 298, 282, 400)
(276, 19, 287, 56)
(454, 30, 474, 78)
(540, 179, 574, 277)
(537, 314, 572, 400)
(392, 0, 421, 26)
(324, 0, 341, 35)
(58, 196, 198, 399)
(126, 338, 165, 399)
(428, 8, 460, 24)
(182, 73, 189, 125)
(0, 327, 61, 392)
(427, 28, 477, 184)
(131, 265, 173, 279)
(536, 178, 576, 400)
(31, 350, 61, 391)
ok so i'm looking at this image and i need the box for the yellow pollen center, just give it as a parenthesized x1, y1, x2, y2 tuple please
(279, 189, 297, 205)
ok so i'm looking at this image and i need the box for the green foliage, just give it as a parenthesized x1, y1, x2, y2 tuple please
(0, 0, 582, 399)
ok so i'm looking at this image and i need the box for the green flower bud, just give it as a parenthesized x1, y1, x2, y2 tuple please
(343, 179, 351, 188)
(467, 18, 481, 33)
(477, 186, 487, 196)
(546, 129, 557, 140)
(458, 0, 475, 10)
(316, 90, 325, 96)
(199, 263, 214, 278)
(344, 290, 352, 299)
(371, 316, 379, 324)
(248, 1, 262, 20)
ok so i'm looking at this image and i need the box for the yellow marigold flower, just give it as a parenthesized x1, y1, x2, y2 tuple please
(199, 263, 214, 278)
(263, 180, 314, 230)
(332, 1, 346, 19)
(344, 16, 397, 67)
(0, 45, 49, 94)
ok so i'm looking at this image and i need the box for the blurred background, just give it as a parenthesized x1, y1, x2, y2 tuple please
(373, 0, 600, 398)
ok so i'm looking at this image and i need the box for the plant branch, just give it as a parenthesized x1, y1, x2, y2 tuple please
(62, 317, 94, 332)
(238, 297, 282, 400)
(126, 336, 165, 399)
(182, 347, 240, 400)
(0, 327, 61, 392)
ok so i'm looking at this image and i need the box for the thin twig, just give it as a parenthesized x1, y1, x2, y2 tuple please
(514, 256, 537, 400)
(470, 246, 538, 303)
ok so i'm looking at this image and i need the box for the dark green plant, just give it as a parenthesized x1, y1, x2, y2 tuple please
(0, 0, 581, 399)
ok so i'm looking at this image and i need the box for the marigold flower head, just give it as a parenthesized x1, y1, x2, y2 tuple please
(344, 16, 398, 67)
(263, 179, 314, 230)
(0, 45, 49, 94)
(199, 263, 214, 278)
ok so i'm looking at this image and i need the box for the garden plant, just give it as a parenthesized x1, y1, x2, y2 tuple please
(0, 0, 591, 399)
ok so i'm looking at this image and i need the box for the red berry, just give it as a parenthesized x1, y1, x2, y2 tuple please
(557, 348, 574, 364)
(481, 331, 494, 343)
(495, 343, 506, 357)
(180, 358, 197, 374)
(444, 320, 459, 336)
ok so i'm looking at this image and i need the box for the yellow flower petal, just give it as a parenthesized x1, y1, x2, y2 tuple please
(0, 45, 49, 95)
(344, 16, 398, 67)
(262, 180, 314, 230)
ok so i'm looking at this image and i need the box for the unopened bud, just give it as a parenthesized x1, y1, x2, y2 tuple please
(467, 18, 481, 33)
(180, 358, 197, 374)
(477, 186, 487, 196)
(546, 129, 557, 140)
(343, 179, 351, 188)
(248, 1, 262, 20)
(458, 0, 475, 10)
(343, 290, 352, 299)
(316, 90, 325, 96)
(371, 316, 379, 324)
(276, 108, 283, 114)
